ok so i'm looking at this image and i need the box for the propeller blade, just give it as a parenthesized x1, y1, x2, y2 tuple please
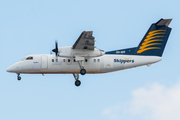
(56, 41, 58, 50)
(52, 41, 58, 56)
(52, 49, 56, 52)
(55, 50, 58, 56)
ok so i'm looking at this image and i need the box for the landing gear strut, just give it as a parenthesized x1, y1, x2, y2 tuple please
(77, 61, 86, 75)
(17, 73, 21, 80)
(73, 73, 81, 87)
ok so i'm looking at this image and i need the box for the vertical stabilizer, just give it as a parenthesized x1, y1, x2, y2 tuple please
(136, 18, 172, 56)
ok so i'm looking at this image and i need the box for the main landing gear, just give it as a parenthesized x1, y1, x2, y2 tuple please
(17, 73, 21, 80)
(73, 73, 81, 87)
(77, 61, 86, 75)
(80, 69, 86, 75)
(73, 59, 87, 86)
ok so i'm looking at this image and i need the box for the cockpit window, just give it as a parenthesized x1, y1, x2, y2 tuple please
(20, 57, 26, 61)
(26, 56, 33, 60)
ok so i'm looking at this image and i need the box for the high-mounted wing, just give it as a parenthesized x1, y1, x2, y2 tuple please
(72, 31, 95, 50)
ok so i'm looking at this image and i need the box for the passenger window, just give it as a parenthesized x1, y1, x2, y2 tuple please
(94, 59, 96, 62)
(85, 59, 88, 62)
(63, 59, 65, 62)
(52, 59, 54, 62)
(26, 56, 33, 60)
(68, 59, 70, 62)
(98, 59, 100, 62)
(74, 59, 76, 62)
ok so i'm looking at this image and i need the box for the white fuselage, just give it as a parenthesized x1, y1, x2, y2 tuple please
(6, 54, 162, 74)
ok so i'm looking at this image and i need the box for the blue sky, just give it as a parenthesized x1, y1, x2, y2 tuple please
(1, 0, 180, 120)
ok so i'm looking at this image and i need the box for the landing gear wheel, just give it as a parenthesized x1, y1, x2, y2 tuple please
(75, 80, 81, 87)
(17, 76, 21, 80)
(80, 69, 86, 75)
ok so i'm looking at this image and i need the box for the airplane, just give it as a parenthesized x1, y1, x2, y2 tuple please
(6, 18, 172, 87)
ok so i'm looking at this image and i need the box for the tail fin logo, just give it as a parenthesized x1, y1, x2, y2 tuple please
(137, 30, 166, 53)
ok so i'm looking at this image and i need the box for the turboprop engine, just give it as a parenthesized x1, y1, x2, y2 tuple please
(58, 46, 105, 58)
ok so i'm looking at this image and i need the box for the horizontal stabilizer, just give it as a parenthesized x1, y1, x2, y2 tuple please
(156, 18, 172, 27)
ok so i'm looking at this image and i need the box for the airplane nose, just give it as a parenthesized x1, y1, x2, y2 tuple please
(6, 66, 15, 72)
(6, 63, 18, 73)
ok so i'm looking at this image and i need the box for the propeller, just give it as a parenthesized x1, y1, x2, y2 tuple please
(52, 41, 58, 56)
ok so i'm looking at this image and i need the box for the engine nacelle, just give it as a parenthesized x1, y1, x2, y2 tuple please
(58, 46, 105, 58)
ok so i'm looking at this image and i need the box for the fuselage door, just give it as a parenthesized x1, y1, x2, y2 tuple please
(104, 57, 113, 69)
(41, 55, 48, 69)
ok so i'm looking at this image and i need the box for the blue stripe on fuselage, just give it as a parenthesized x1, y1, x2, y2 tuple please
(105, 47, 137, 55)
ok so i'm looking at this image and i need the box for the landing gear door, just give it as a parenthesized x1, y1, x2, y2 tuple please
(41, 55, 48, 69)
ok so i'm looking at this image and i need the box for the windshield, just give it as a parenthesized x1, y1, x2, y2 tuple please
(20, 57, 26, 61)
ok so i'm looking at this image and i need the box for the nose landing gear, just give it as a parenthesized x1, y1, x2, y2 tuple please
(17, 73, 21, 80)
